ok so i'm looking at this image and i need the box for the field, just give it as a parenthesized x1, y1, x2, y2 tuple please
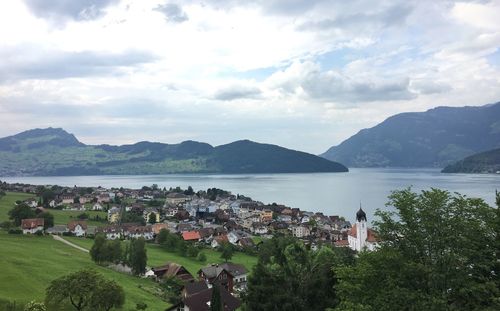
(0, 192, 107, 227)
(0, 231, 168, 310)
(65, 236, 258, 275)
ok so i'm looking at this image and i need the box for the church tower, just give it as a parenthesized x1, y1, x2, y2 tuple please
(356, 205, 368, 250)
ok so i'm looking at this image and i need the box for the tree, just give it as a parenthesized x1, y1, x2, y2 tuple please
(45, 269, 124, 311)
(335, 188, 500, 311)
(129, 238, 147, 275)
(148, 212, 157, 224)
(184, 186, 194, 196)
(90, 234, 107, 264)
(220, 242, 234, 262)
(210, 284, 223, 311)
(156, 228, 169, 244)
(8, 204, 36, 226)
(197, 252, 207, 262)
(40, 212, 54, 229)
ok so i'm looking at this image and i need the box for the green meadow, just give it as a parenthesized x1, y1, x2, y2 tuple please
(0, 191, 107, 227)
(0, 231, 168, 310)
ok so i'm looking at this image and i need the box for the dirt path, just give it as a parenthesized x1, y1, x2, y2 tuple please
(52, 235, 89, 253)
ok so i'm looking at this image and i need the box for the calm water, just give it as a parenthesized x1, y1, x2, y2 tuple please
(2, 168, 499, 223)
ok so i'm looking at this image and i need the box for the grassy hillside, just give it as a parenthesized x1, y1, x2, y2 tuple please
(0, 191, 33, 222)
(0, 231, 168, 310)
(0, 127, 347, 175)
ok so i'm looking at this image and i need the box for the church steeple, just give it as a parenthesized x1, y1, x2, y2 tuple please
(356, 204, 367, 222)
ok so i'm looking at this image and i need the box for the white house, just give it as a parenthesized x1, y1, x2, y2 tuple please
(291, 225, 310, 238)
(92, 203, 104, 211)
(348, 207, 378, 252)
(21, 218, 44, 234)
(68, 221, 87, 237)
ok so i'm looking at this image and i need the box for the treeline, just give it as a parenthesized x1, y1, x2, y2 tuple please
(243, 188, 500, 311)
(90, 234, 147, 275)
(156, 229, 206, 261)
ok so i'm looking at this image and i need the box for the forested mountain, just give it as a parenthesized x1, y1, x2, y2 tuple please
(0, 128, 348, 176)
(321, 102, 500, 167)
(442, 148, 500, 173)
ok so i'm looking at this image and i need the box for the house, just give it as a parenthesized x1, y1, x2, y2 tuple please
(168, 285, 241, 311)
(291, 225, 310, 238)
(60, 194, 75, 205)
(182, 231, 201, 242)
(96, 225, 122, 240)
(67, 220, 87, 237)
(92, 202, 104, 211)
(198, 263, 248, 293)
(152, 262, 194, 282)
(348, 207, 378, 252)
(125, 226, 154, 240)
(46, 225, 68, 235)
(151, 223, 169, 235)
(164, 205, 179, 217)
(197, 227, 214, 241)
(21, 218, 44, 234)
(166, 192, 189, 205)
(24, 198, 38, 208)
(97, 193, 111, 203)
(260, 209, 273, 222)
(211, 234, 229, 248)
(238, 237, 255, 249)
(143, 208, 160, 223)
(107, 207, 121, 223)
(251, 222, 268, 235)
(177, 223, 193, 233)
(228, 231, 243, 245)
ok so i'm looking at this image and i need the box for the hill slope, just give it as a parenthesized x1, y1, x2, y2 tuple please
(442, 148, 500, 173)
(0, 128, 348, 176)
(321, 102, 500, 168)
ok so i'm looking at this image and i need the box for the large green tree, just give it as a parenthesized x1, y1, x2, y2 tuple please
(45, 269, 124, 311)
(129, 238, 147, 275)
(8, 204, 36, 226)
(335, 188, 500, 311)
(219, 242, 234, 262)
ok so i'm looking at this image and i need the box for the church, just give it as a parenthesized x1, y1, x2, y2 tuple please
(348, 206, 378, 252)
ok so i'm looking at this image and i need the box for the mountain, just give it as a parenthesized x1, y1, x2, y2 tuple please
(321, 102, 500, 168)
(442, 148, 500, 173)
(0, 128, 348, 176)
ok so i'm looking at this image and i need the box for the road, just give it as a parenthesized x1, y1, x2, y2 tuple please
(52, 235, 89, 253)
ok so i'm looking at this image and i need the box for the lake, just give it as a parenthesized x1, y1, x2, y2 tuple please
(2, 168, 499, 223)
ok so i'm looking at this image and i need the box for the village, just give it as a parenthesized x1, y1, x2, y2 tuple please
(1, 181, 378, 310)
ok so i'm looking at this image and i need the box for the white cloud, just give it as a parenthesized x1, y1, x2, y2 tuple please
(0, 0, 498, 154)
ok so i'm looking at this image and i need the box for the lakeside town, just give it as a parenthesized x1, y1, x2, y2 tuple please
(0, 180, 377, 310)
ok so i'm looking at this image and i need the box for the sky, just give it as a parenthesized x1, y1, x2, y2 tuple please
(0, 0, 499, 154)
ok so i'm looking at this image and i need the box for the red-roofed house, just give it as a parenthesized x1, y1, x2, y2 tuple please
(67, 220, 87, 237)
(21, 218, 44, 234)
(182, 231, 201, 242)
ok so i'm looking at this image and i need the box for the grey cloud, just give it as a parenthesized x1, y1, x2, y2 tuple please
(0, 48, 156, 82)
(213, 85, 262, 101)
(410, 80, 452, 95)
(154, 3, 188, 23)
(23, 0, 119, 22)
(297, 3, 413, 31)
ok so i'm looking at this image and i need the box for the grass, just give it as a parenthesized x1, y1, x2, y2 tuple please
(0, 231, 168, 310)
(65, 236, 258, 276)
(0, 192, 107, 227)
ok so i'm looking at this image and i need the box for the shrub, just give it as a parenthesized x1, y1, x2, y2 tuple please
(8, 228, 22, 234)
(34, 230, 44, 236)
(197, 252, 207, 262)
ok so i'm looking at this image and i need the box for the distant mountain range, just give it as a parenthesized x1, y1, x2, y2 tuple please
(0, 128, 348, 176)
(321, 102, 500, 168)
(442, 148, 500, 174)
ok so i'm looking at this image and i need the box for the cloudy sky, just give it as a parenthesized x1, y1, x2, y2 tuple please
(0, 0, 499, 154)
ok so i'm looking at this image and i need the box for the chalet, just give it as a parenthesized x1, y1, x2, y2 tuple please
(60, 194, 75, 205)
(182, 231, 201, 242)
(211, 234, 229, 248)
(168, 285, 240, 311)
(251, 222, 268, 235)
(152, 262, 194, 282)
(198, 263, 248, 293)
(166, 192, 189, 205)
(67, 220, 87, 237)
(92, 202, 104, 211)
(21, 218, 44, 234)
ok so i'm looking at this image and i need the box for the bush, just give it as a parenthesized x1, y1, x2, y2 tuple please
(34, 230, 44, 236)
(186, 245, 199, 258)
(197, 252, 207, 262)
(23, 301, 46, 311)
(0, 221, 13, 229)
(62, 232, 74, 237)
(8, 228, 22, 234)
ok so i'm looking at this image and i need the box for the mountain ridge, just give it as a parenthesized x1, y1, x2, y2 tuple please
(442, 148, 500, 174)
(0, 128, 348, 176)
(321, 102, 500, 168)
